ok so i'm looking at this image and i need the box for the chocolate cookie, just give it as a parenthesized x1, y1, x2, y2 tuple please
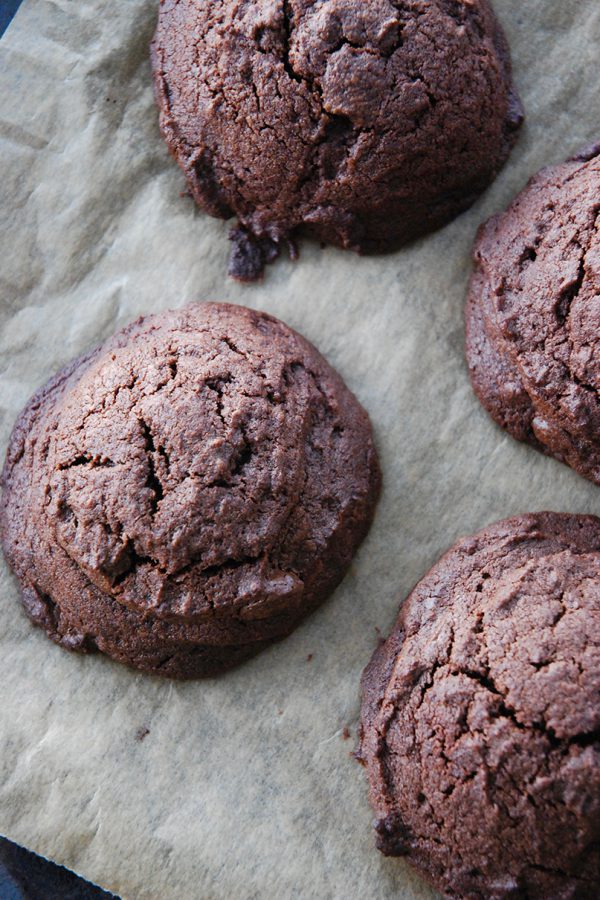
(151, 0, 523, 280)
(0, 303, 380, 678)
(466, 143, 600, 486)
(359, 512, 600, 899)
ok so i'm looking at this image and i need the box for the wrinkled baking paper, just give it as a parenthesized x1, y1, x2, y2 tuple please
(1, 1, 599, 897)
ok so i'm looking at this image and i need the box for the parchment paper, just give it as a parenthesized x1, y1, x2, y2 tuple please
(1, 2, 599, 897)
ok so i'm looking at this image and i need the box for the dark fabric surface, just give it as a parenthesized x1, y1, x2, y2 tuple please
(0, 837, 119, 899)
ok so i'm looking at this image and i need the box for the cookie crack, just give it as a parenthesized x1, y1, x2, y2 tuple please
(139, 416, 164, 514)
(528, 862, 576, 880)
(555, 245, 585, 326)
(205, 374, 232, 427)
(30, 582, 60, 631)
(112, 542, 264, 589)
(176, 552, 263, 583)
(232, 422, 253, 477)
(281, 0, 302, 85)
(456, 668, 599, 752)
(550, 209, 600, 396)
(57, 452, 115, 470)
(156, 653, 175, 670)
(258, 5, 366, 187)
(328, 34, 403, 60)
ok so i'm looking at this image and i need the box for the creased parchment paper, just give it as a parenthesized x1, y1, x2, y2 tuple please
(1, 1, 599, 897)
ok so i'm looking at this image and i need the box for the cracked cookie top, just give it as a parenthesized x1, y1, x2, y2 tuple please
(466, 143, 600, 486)
(1, 303, 380, 627)
(358, 512, 600, 899)
(151, 0, 523, 279)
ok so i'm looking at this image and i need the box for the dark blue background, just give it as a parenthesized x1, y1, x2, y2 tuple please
(0, 0, 24, 38)
(0, 836, 118, 899)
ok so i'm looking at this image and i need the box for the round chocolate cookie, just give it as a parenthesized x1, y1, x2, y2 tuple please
(0, 303, 380, 678)
(466, 143, 600, 486)
(359, 512, 600, 899)
(151, 0, 523, 280)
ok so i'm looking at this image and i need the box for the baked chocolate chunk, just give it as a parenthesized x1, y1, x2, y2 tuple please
(1, 303, 380, 678)
(151, 0, 523, 279)
(466, 143, 600, 486)
(359, 512, 600, 899)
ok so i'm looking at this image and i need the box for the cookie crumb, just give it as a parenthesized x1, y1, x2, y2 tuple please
(228, 226, 280, 282)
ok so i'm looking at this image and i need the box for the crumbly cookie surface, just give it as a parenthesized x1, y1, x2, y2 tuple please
(152, 0, 523, 279)
(359, 512, 600, 899)
(466, 143, 600, 486)
(1, 303, 380, 678)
